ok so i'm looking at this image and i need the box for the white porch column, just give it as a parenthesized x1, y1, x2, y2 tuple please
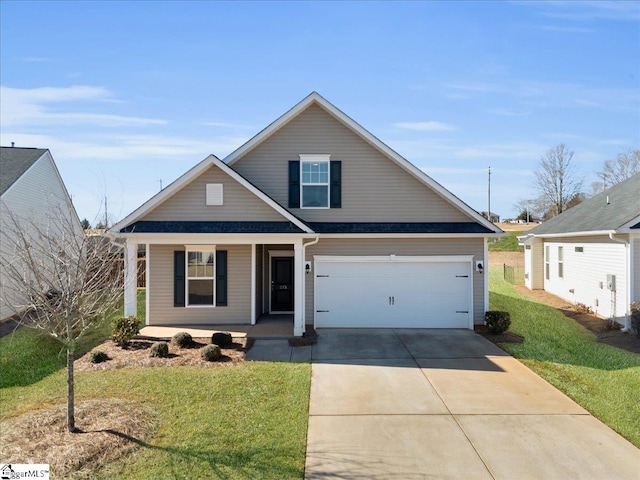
(293, 240, 304, 336)
(124, 239, 138, 317)
(250, 243, 256, 325)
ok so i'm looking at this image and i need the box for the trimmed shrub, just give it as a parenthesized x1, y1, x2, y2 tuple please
(201, 344, 222, 362)
(484, 311, 511, 334)
(89, 351, 109, 364)
(211, 332, 233, 347)
(171, 331, 193, 348)
(150, 342, 169, 358)
(111, 316, 140, 347)
(630, 302, 640, 336)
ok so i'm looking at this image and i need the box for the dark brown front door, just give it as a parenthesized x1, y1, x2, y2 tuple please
(271, 257, 294, 312)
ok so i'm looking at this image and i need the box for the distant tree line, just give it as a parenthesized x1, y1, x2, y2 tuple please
(515, 146, 639, 221)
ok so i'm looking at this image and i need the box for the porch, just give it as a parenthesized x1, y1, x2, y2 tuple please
(138, 314, 296, 340)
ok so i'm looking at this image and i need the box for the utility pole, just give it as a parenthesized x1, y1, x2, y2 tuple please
(104, 196, 108, 229)
(488, 166, 491, 222)
(158, 179, 163, 191)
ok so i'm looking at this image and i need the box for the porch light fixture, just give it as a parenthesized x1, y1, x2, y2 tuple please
(305, 262, 311, 274)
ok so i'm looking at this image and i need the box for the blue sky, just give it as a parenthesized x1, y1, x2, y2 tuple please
(1, 1, 639, 224)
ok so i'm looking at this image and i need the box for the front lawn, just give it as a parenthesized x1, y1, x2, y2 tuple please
(490, 268, 640, 447)
(0, 287, 311, 479)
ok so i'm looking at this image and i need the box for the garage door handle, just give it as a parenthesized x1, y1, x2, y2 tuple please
(456, 310, 469, 314)
(316, 275, 329, 278)
(456, 275, 469, 278)
(316, 310, 329, 313)
(389, 296, 395, 305)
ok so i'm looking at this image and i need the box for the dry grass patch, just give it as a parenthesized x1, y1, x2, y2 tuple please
(76, 337, 246, 371)
(0, 399, 156, 479)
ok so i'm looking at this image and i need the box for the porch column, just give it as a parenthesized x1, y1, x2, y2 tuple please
(250, 243, 256, 325)
(293, 240, 304, 336)
(124, 239, 138, 317)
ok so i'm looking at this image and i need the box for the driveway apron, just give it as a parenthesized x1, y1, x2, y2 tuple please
(304, 329, 640, 480)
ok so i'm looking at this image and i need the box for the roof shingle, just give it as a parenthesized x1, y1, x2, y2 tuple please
(0, 147, 47, 196)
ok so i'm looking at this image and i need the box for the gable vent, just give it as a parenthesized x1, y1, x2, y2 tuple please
(206, 183, 223, 206)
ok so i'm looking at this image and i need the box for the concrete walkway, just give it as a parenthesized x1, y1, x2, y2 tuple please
(250, 329, 640, 479)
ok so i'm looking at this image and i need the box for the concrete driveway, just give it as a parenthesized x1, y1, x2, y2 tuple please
(304, 329, 640, 480)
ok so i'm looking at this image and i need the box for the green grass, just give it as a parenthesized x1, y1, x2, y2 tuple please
(488, 231, 524, 251)
(490, 268, 640, 447)
(0, 289, 310, 478)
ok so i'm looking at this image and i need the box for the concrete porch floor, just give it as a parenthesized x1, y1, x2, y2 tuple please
(138, 315, 300, 340)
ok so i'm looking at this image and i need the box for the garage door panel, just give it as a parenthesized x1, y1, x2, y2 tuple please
(315, 259, 472, 329)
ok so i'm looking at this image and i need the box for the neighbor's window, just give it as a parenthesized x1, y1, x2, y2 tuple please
(558, 246, 564, 279)
(545, 245, 550, 280)
(187, 249, 215, 306)
(575, 246, 584, 253)
(300, 154, 330, 208)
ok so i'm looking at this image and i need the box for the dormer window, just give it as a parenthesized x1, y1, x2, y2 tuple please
(300, 154, 330, 208)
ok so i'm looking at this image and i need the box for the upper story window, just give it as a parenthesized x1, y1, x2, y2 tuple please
(300, 154, 330, 208)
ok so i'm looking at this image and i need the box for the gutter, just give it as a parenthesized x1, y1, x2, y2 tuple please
(608, 232, 631, 333)
(301, 235, 321, 334)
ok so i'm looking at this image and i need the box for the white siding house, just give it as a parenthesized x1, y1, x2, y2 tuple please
(520, 173, 640, 329)
(0, 147, 83, 320)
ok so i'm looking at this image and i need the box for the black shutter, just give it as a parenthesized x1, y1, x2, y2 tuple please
(330, 160, 342, 208)
(174, 251, 185, 307)
(288, 160, 300, 208)
(216, 250, 227, 306)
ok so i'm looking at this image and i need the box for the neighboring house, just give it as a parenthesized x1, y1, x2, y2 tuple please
(112, 93, 502, 336)
(0, 146, 84, 321)
(480, 211, 500, 223)
(519, 173, 640, 329)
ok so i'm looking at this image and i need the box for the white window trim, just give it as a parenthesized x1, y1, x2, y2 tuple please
(186, 246, 216, 308)
(558, 246, 564, 279)
(300, 154, 330, 209)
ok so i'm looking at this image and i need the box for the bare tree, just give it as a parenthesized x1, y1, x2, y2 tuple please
(592, 149, 640, 193)
(0, 205, 125, 432)
(534, 144, 583, 218)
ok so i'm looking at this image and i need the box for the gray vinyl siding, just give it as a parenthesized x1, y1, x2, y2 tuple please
(233, 104, 470, 223)
(143, 165, 287, 222)
(148, 244, 251, 325)
(1, 152, 83, 320)
(305, 238, 485, 325)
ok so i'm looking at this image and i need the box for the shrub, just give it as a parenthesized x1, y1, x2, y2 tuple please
(484, 311, 511, 334)
(111, 316, 140, 347)
(171, 331, 193, 348)
(575, 302, 594, 314)
(89, 351, 109, 364)
(630, 302, 640, 336)
(150, 342, 169, 358)
(211, 332, 233, 347)
(201, 344, 221, 362)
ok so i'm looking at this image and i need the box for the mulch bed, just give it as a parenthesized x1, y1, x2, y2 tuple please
(514, 285, 640, 354)
(76, 337, 247, 371)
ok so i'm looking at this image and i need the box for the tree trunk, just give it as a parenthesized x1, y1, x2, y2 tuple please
(67, 349, 76, 432)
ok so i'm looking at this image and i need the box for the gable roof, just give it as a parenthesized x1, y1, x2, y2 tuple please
(112, 155, 314, 234)
(527, 172, 640, 236)
(224, 92, 501, 234)
(0, 146, 47, 196)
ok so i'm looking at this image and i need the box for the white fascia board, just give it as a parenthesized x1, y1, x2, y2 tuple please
(319, 233, 502, 239)
(209, 157, 313, 233)
(224, 92, 501, 234)
(531, 230, 616, 239)
(113, 233, 316, 245)
(111, 155, 219, 233)
(111, 154, 313, 234)
(313, 254, 475, 263)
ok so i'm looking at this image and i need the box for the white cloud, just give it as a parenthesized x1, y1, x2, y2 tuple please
(536, 25, 595, 33)
(394, 121, 456, 132)
(515, 0, 640, 22)
(0, 85, 166, 127)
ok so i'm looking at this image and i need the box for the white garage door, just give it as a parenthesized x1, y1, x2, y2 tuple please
(314, 256, 472, 329)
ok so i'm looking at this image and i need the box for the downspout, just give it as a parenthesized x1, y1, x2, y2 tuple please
(301, 235, 320, 334)
(609, 232, 630, 332)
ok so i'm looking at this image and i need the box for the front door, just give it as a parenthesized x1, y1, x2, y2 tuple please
(271, 257, 294, 312)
